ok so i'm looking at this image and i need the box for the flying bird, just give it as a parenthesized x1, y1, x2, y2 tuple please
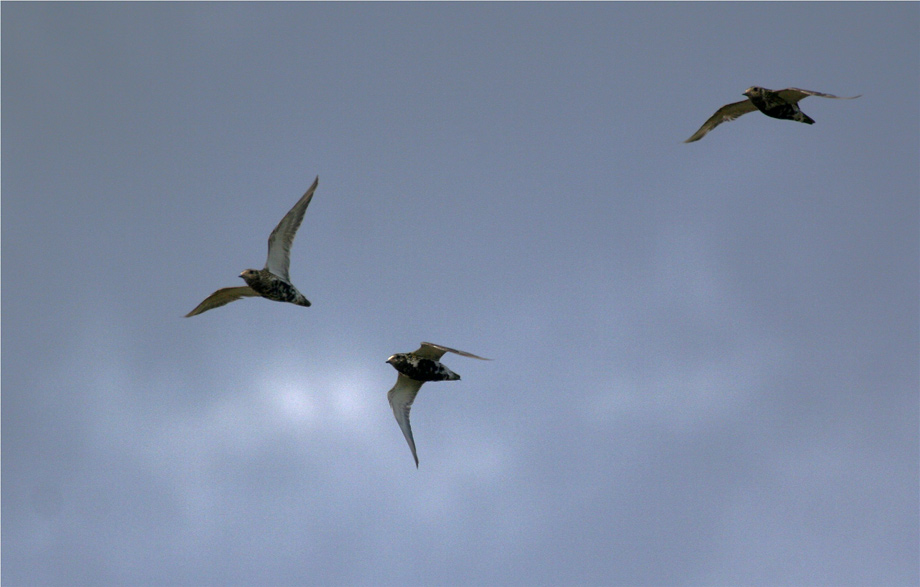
(684, 86, 860, 143)
(385, 342, 491, 467)
(186, 176, 319, 317)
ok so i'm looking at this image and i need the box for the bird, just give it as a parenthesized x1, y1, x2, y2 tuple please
(186, 176, 319, 317)
(684, 86, 860, 143)
(385, 342, 491, 467)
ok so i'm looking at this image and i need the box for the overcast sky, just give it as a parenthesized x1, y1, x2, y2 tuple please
(3, 3, 918, 586)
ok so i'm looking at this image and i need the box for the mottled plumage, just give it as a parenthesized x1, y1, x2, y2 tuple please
(186, 176, 318, 317)
(386, 342, 490, 467)
(684, 86, 860, 143)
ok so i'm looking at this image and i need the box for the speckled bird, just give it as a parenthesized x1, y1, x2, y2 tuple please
(684, 86, 860, 143)
(385, 342, 491, 467)
(186, 176, 319, 317)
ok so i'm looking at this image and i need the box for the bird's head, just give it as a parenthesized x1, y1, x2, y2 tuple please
(239, 269, 259, 279)
(386, 354, 407, 368)
(743, 86, 763, 98)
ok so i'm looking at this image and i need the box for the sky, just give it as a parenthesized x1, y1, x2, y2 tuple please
(2, 3, 918, 586)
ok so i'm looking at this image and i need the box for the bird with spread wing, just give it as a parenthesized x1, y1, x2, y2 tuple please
(685, 86, 860, 143)
(385, 342, 491, 467)
(186, 176, 319, 317)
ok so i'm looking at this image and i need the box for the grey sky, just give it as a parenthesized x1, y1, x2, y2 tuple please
(3, 3, 918, 586)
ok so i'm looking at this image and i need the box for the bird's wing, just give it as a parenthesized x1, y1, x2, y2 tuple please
(415, 342, 491, 361)
(684, 99, 759, 143)
(777, 88, 861, 103)
(264, 176, 319, 282)
(387, 373, 426, 467)
(185, 286, 259, 317)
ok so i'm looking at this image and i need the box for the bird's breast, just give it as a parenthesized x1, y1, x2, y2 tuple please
(396, 357, 460, 382)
